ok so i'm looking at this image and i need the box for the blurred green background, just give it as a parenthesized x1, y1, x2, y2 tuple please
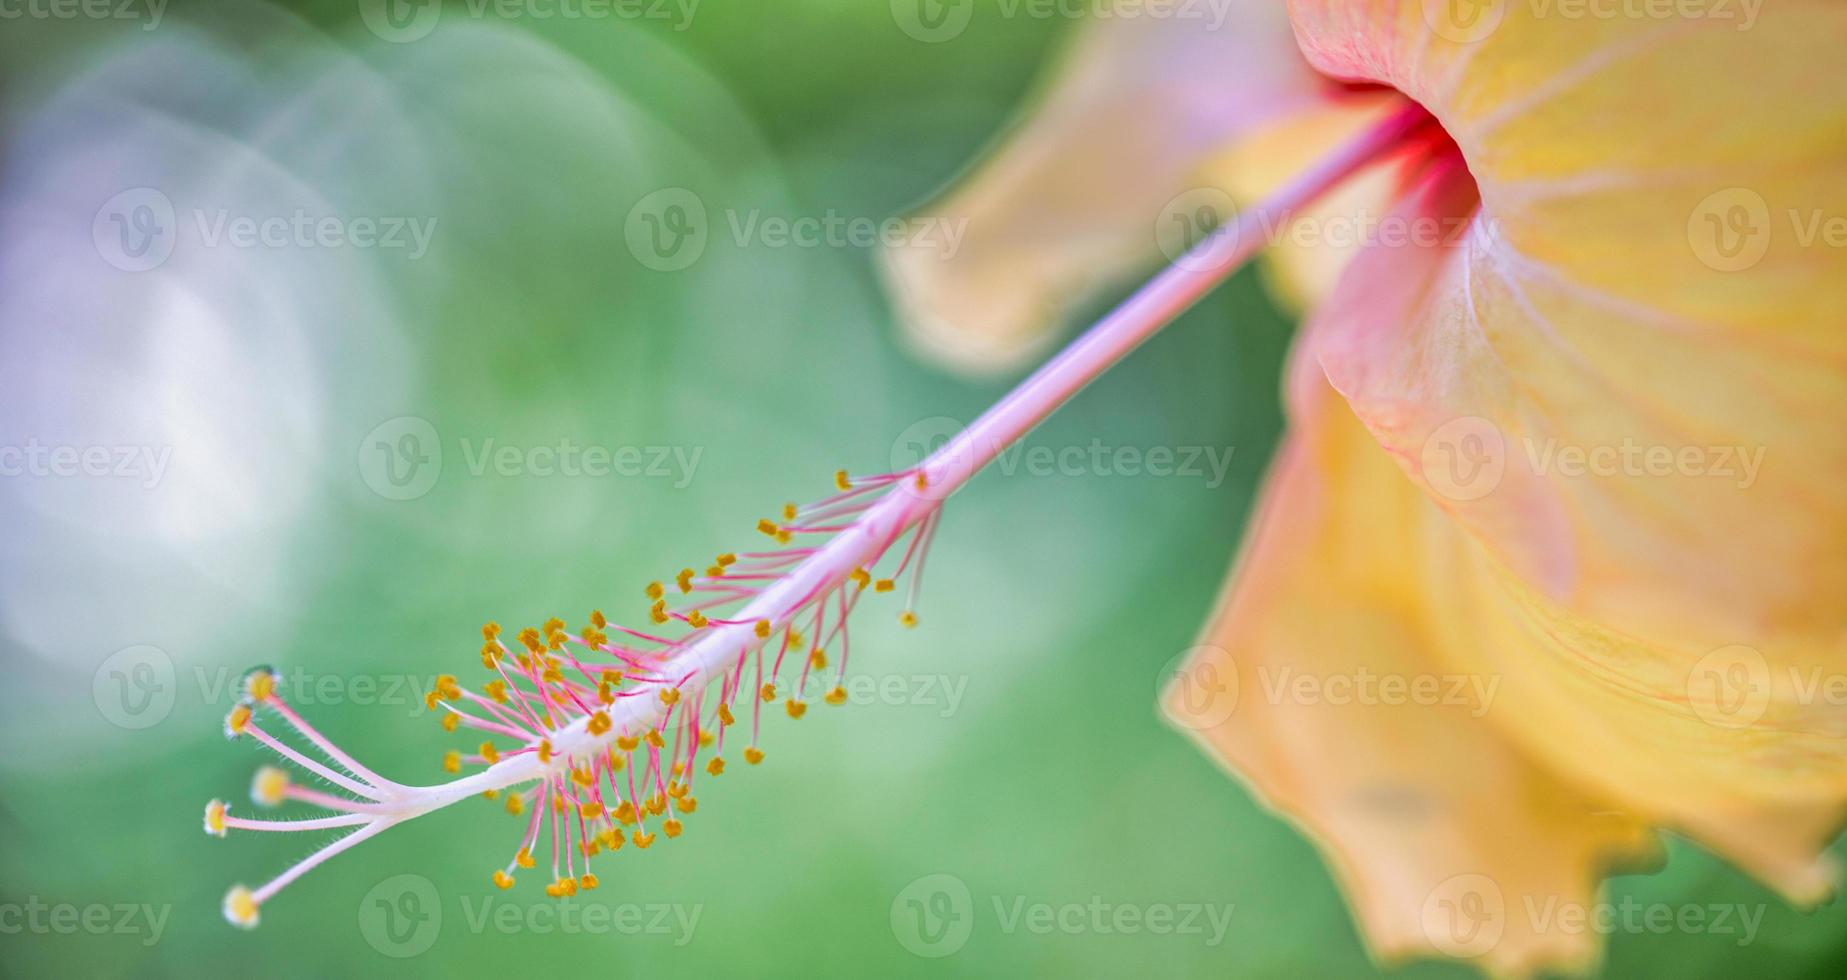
(0, 2, 1843, 977)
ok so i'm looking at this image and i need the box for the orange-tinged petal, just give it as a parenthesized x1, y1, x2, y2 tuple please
(1166, 314, 1657, 977)
(1284, 3, 1847, 886)
(879, 0, 1364, 374)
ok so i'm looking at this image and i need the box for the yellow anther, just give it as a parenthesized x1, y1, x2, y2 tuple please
(616, 733, 640, 752)
(755, 619, 772, 638)
(686, 610, 709, 629)
(251, 766, 289, 806)
(875, 578, 895, 592)
(646, 794, 666, 816)
(659, 687, 681, 707)
(744, 746, 765, 765)
(516, 848, 535, 868)
(782, 502, 798, 521)
(573, 765, 596, 786)
(707, 565, 725, 578)
(493, 869, 514, 890)
(588, 710, 613, 735)
(244, 669, 276, 703)
(645, 730, 665, 749)
(676, 795, 698, 814)
(757, 519, 780, 537)
(204, 799, 228, 837)
(914, 472, 929, 490)
(646, 581, 664, 600)
(835, 469, 851, 491)
(485, 679, 509, 704)
(760, 683, 777, 702)
(850, 568, 871, 590)
(668, 779, 686, 797)
(707, 757, 726, 776)
(613, 801, 637, 825)
(506, 793, 525, 816)
(650, 600, 669, 624)
(578, 801, 603, 819)
(483, 622, 502, 641)
(424, 690, 442, 711)
(599, 827, 625, 850)
(580, 873, 599, 891)
(483, 789, 499, 800)
(697, 730, 714, 748)
(677, 568, 695, 593)
(481, 644, 501, 670)
(590, 609, 607, 629)
(809, 648, 828, 670)
(775, 530, 792, 545)
(225, 703, 253, 738)
(785, 698, 807, 719)
(663, 818, 684, 838)
(607, 750, 627, 773)
(717, 703, 735, 726)
(537, 739, 554, 764)
(223, 885, 259, 929)
(633, 832, 656, 849)
(899, 611, 918, 629)
(439, 712, 459, 733)
(825, 686, 848, 706)
(789, 629, 805, 647)
(443, 750, 461, 774)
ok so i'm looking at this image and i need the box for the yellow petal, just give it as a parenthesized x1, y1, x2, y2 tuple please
(1167, 328, 1657, 977)
(879, 0, 1351, 374)
(1286, 4, 1847, 888)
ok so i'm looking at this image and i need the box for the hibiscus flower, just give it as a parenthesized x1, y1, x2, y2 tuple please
(881, 1, 1847, 975)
